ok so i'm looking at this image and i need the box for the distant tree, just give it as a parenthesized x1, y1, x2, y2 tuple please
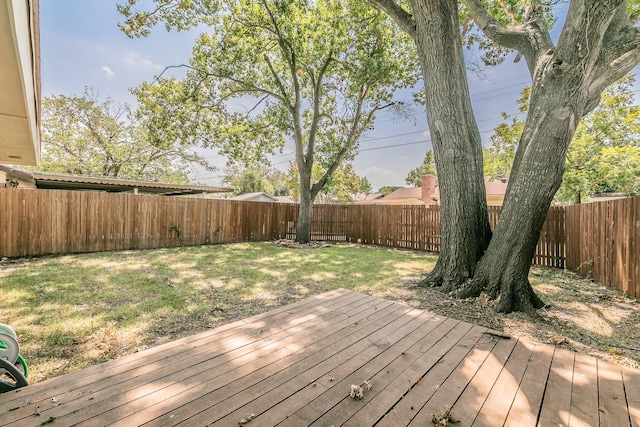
(223, 162, 289, 196)
(378, 186, 402, 196)
(559, 75, 640, 202)
(286, 162, 369, 203)
(484, 77, 640, 203)
(358, 176, 373, 195)
(224, 163, 271, 196)
(37, 88, 210, 183)
(121, 0, 418, 242)
(405, 150, 436, 186)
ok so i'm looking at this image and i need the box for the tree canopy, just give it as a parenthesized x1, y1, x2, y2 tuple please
(223, 162, 288, 196)
(484, 76, 640, 203)
(37, 88, 210, 183)
(285, 162, 371, 203)
(121, 0, 418, 241)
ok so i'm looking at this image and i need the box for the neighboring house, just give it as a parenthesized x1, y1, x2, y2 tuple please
(589, 193, 634, 203)
(373, 187, 425, 205)
(361, 175, 509, 206)
(0, 0, 41, 165)
(229, 192, 279, 202)
(274, 196, 296, 204)
(352, 192, 384, 204)
(483, 177, 509, 206)
(0, 166, 232, 196)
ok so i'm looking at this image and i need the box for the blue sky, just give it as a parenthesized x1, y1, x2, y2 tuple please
(40, 1, 541, 190)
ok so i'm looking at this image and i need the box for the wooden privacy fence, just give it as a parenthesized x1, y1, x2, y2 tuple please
(565, 196, 640, 298)
(0, 189, 296, 257)
(0, 188, 638, 298)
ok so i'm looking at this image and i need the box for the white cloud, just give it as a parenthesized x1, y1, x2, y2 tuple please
(360, 166, 397, 177)
(101, 66, 115, 78)
(121, 52, 163, 71)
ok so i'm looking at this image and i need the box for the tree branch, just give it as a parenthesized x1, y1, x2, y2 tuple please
(368, 0, 416, 40)
(158, 64, 286, 104)
(591, 46, 640, 97)
(589, 3, 640, 95)
(262, 55, 290, 105)
(312, 100, 396, 198)
(461, 0, 553, 76)
(260, 0, 305, 169)
(306, 52, 334, 170)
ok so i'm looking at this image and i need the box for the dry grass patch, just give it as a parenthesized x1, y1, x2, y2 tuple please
(0, 241, 638, 384)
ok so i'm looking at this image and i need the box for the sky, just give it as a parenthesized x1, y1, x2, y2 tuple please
(40, 1, 551, 190)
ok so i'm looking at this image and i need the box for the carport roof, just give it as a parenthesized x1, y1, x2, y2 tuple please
(1, 166, 232, 196)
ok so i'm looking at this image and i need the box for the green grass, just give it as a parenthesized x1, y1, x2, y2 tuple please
(0, 242, 436, 382)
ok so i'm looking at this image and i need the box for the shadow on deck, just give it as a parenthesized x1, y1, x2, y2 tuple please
(1, 289, 638, 426)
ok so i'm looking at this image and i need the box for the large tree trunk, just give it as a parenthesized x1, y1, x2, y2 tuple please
(460, 57, 590, 313)
(296, 167, 313, 243)
(455, 0, 636, 314)
(412, 0, 492, 291)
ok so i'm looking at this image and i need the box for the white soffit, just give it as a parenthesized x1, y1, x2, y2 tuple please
(0, 0, 40, 165)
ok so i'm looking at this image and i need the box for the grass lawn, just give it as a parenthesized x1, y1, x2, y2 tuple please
(1, 241, 638, 384)
(0, 242, 436, 383)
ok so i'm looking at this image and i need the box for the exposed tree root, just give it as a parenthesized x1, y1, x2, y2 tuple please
(418, 264, 472, 294)
(418, 268, 444, 288)
(457, 274, 545, 315)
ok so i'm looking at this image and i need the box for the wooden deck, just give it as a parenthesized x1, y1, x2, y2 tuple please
(1, 289, 638, 426)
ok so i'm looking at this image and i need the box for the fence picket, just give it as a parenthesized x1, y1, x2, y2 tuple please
(1, 188, 638, 298)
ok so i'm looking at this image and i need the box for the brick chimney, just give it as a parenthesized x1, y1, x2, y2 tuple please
(421, 174, 436, 206)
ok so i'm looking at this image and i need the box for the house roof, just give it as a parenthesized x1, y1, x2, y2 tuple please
(429, 177, 508, 197)
(274, 196, 296, 204)
(483, 177, 508, 195)
(0, 166, 232, 196)
(363, 177, 508, 206)
(383, 187, 422, 200)
(229, 192, 278, 202)
(352, 192, 384, 202)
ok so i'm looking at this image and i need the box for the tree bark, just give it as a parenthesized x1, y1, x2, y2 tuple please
(296, 167, 313, 243)
(456, 1, 640, 313)
(411, 0, 492, 291)
(460, 53, 589, 313)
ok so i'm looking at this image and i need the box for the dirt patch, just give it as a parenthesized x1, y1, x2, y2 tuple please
(400, 264, 640, 370)
(272, 239, 333, 249)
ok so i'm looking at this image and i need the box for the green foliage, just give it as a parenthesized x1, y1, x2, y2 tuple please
(125, 0, 418, 213)
(483, 114, 523, 180)
(35, 88, 211, 183)
(405, 150, 436, 186)
(118, 0, 219, 38)
(223, 162, 288, 196)
(378, 185, 402, 196)
(358, 176, 373, 194)
(483, 76, 640, 202)
(286, 162, 369, 203)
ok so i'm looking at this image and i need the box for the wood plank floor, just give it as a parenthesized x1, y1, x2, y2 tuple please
(1, 289, 638, 426)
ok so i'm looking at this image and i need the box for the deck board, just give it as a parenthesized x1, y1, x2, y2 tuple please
(536, 343, 576, 427)
(472, 339, 535, 427)
(1, 289, 638, 427)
